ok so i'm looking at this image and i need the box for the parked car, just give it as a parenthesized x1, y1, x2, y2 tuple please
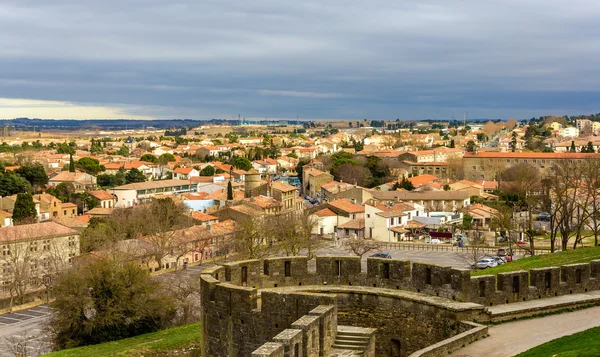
(492, 256, 507, 265)
(430, 238, 441, 244)
(497, 247, 512, 256)
(370, 252, 392, 259)
(474, 258, 499, 269)
(538, 212, 551, 221)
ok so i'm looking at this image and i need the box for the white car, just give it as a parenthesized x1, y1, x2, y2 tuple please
(475, 258, 498, 269)
(430, 238, 441, 244)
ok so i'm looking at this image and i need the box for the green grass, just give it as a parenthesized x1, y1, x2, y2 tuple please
(516, 326, 600, 357)
(43, 322, 201, 357)
(472, 246, 600, 276)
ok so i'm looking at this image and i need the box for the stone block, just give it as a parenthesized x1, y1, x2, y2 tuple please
(291, 315, 321, 357)
(529, 267, 560, 297)
(469, 275, 496, 304)
(497, 271, 529, 303)
(252, 342, 285, 357)
(273, 329, 303, 357)
(308, 305, 337, 356)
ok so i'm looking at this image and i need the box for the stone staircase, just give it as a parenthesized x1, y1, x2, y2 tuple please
(330, 326, 373, 355)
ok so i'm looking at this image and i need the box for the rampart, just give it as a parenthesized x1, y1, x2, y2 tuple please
(201, 256, 600, 356)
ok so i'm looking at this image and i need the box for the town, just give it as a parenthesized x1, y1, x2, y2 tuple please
(0, 115, 600, 356)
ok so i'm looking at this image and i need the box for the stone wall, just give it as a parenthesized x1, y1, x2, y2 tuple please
(201, 256, 600, 356)
(407, 321, 489, 357)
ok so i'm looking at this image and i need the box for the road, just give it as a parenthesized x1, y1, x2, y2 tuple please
(0, 304, 52, 357)
(454, 305, 600, 357)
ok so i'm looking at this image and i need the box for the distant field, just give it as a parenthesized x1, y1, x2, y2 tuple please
(43, 323, 201, 357)
(516, 326, 600, 357)
(471, 246, 600, 276)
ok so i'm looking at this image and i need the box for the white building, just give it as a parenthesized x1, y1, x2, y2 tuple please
(111, 179, 199, 208)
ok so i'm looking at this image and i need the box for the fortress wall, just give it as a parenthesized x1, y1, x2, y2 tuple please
(202, 255, 600, 356)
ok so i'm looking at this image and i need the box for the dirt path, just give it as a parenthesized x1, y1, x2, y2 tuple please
(454, 306, 600, 357)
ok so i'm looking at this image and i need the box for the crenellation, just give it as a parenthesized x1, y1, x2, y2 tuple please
(202, 256, 600, 356)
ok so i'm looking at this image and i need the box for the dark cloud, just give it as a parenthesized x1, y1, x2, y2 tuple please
(1, 0, 600, 119)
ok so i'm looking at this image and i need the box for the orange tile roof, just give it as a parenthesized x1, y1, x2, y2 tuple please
(191, 211, 218, 221)
(89, 190, 115, 201)
(464, 152, 600, 159)
(174, 167, 195, 174)
(0, 222, 78, 241)
(407, 174, 439, 187)
(314, 208, 337, 217)
(328, 198, 365, 214)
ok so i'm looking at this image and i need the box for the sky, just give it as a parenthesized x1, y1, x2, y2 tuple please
(1, 0, 600, 120)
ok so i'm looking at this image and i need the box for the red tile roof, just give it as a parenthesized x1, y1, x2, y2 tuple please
(328, 199, 365, 214)
(314, 208, 337, 217)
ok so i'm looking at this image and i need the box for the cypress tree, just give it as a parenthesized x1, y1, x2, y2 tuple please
(69, 154, 75, 172)
(227, 180, 233, 200)
(13, 192, 37, 224)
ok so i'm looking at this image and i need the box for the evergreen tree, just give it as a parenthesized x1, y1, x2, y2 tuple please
(13, 192, 37, 224)
(227, 180, 233, 200)
(69, 154, 75, 172)
(449, 139, 455, 148)
(510, 132, 517, 152)
(570, 140, 576, 152)
(586, 141, 595, 153)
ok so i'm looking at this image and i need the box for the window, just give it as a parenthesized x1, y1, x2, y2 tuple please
(68, 236, 76, 247)
(488, 159, 492, 164)
(532, 160, 537, 164)
(2, 245, 9, 256)
(541, 160, 546, 164)
(63, 210, 67, 216)
(68, 253, 76, 264)
(42, 240, 50, 251)
(514, 159, 518, 163)
(523, 160, 527, 163)
(29, 241, 38, 252)
(471, 166, 476, 171)
(284, 261, 291, 277)
(480, 175, 485, 179)
(366, 214, 370, 218)
(2, 263, 11, 274)
(506, 159, 510, 163)
(479, 166, 484, 171)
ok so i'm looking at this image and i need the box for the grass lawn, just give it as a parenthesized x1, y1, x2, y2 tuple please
(472, 246, 600, 276)
(43, 322, 201, 357)
(516, 326, 600, 357)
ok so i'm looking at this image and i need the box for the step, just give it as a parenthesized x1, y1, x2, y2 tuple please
(332, 344, 364, 351)
(333, 339, 368, 347)
(336, 333, 371, 342)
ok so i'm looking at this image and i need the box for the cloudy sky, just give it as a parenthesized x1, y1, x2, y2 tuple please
(1, 0, 599, 120)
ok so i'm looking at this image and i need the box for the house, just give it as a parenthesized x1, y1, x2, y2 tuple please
(86, 207, 115, 218)
(322, 198, 366, 238)
(89, 190, 116, 209)
(252, 158, 278, 174)
(311, 208, 337, 236)
(60, 203, 77, 217)
(190, 211, 219, 226)
(466, 204, 498, 228)
(558, 127, 579, 138)
(48, 171, 97, 191)
(0, 211, 12, 227)
(33, 193, 63, 220)
(196, 146, 221, 158)
(303, 168, 334, 198)
(111, 179, 199, 208)
(364, 200, 423, 242)
(173, 167, 200, 180)
(0, 222, 80, 300)
(368, 190, 471, 212)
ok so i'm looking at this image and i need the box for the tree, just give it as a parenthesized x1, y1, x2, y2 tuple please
(69, 154, 75, 172)
(233, 215, 273, 259)
(158, 153, 176, 164)
(547, 160, 581, 251)
(449, 139, 455, 148)
(505, 118, 518, 130)
(580, 158, 600, 247)
(295, 159, 311, 184)
(446, 156, 464, 180)
(443, 184, 451, 191)
(57, 143, 75, 155)
(117, 145, 129, 157)
(333, 163, 371, 186)
(570, 140, 576, 152)
(48, 257, 176, 349)
(231, 156, 252, 171)
(12, 193, 37, 225)
(76, 157, 105, 175)
(465, 140, 476, 153)
(15, 163, 48, 191)
(510, 132, 518, 152)
(462, 213, 473, 230)
(140, 153, 158, 164)
(227, 180, 233, 200)
(49, 182, 75, 203)
(200, 165, 215, 176)
(271, 212, 320, 258)
(392, 177, 414, 191)
(125, 168, 146, 184)
(346, 239, 378, 259)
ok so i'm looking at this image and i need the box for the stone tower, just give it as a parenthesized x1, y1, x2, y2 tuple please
(244, 169, 261, 198)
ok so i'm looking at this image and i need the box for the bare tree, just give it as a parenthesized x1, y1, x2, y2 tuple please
(446, 156, 464, 180)
(334, 163, 372, 186)
(345, 239, 378, 259)
(579, 158, 600, 247)
(549, 160, 582, 251)
(505, 119, 518, 130)
(272, 211, 322, 258)
(233, 215, 274, 259)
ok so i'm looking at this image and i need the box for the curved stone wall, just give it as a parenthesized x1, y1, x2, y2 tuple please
(200, 256, 600, 356)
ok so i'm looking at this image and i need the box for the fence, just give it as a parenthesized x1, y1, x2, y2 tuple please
(370, 241, 551, 256)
